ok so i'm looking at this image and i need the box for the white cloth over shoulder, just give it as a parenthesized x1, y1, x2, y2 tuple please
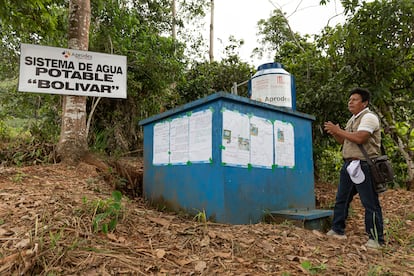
(347, 160, 365, 184)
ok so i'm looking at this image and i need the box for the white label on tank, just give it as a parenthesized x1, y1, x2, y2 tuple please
(251, 74, 292, 108)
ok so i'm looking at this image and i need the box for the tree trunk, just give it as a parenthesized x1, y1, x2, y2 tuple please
(396, 134, 414, 190)
(374, 106, 414, 190)
(172, 0, 176, 40)
(57, 0, 91, 164)
(209, 0, 214, 62)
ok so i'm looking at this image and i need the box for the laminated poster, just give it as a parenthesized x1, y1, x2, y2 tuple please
(152, 109, 213, 165)
(222, 109, 295, 169)
(249, 116, 274, 168)
(169, 116, 190, 164)
(274, 121, 295, 168)
(153, 121, 170, 165)
(222, 110, 250, 166)
(189, 109, 213, 162)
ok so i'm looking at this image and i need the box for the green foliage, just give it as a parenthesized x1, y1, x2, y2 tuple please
(0, 120, 10, 141)
(367, 264, 391, 276)
(256, 5, 351, 169)
(0, 0, 199, 157)
(177, 58, 253, 104)
(257, 0, 414, 187)
(300, 260, 327, 275)
(385, 216, 406, 246)
(0, 0, 67, 35)
(85, 0, 193, 153)
(1, 0, 413, 190)
(83, 191, 124, 234)
(49, 228, 64, 249)
(0, 87, 60, 166)
(255, 9, 296, 59)
(0, 0, 68, 77)
(0, 0, 252, 161)
(0, 113, 57, 166)
(341, 0, 414, 98)
(395, 122, 414, 151)
(344, 0, 414, 188)
(90, 128, 111, 154)
(193, 209, 207, 224)
(380, 133, 406, 188)
(314, 145, 343, 183)
(10, 172, 27, 183)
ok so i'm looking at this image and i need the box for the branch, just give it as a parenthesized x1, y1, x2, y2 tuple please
(266, 0, 306, 54)
(86, 97, 101, 140)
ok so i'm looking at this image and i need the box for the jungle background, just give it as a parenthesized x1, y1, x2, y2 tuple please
(1, 0, 413, 275)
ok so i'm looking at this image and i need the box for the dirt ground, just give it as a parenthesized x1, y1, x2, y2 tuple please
(0, 161, 413, 275)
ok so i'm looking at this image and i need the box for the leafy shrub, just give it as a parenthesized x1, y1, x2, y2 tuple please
(315, 145, 343, 184)
(82, 191, 124, 234)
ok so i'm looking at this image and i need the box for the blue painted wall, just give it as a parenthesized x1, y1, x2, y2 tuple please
(139, 92, 315, 224)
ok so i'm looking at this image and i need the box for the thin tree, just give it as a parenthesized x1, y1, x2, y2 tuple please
(209, 0, 214, 62)
(172, 0, 177, 40)
(56, 0, 91, 163)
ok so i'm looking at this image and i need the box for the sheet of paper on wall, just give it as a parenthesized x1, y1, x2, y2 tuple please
(249, 116, 273, 168)
(170, 116, 190, 164)
(153, 121, 170, 165)
(274, 121, 295, 168)
(222, 110, 250, 167)
(189, 110, 212, 162)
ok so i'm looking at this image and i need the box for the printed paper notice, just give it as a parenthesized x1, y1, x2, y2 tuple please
(153, 121, 170, 164)
(189, 110, 212, 162)
(170, 116, 189, 164)
(222, 110, 250, 166)
(274, 121, 295, 167)
(250, 116, 274, 168)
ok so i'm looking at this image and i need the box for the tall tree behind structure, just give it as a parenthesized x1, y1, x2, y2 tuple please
(209, 0, 214, 62)
(172, 0, 177, 40)
(56, 0, 91, 163)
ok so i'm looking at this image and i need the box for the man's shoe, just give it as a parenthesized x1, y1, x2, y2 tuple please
(326, 229, 347, 240)
(365, 239, 383, 249)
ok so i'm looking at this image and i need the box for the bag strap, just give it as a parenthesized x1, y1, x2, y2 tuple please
(357, 144, 375, 166)
(380, 139, 386, 155)
(353, 111, 383, 164)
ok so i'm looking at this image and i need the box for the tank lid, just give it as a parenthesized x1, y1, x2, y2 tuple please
(257, 62, 283, 71)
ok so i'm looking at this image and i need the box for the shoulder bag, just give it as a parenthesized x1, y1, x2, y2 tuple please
(357, 144, 394, 193)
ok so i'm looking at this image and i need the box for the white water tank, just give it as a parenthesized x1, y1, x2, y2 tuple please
(248, 62, 296, 110)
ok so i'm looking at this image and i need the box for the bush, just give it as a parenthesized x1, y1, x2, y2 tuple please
(315, 145, 343, 184)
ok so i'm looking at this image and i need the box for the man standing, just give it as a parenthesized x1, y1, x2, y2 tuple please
(324, 87, 384, 249)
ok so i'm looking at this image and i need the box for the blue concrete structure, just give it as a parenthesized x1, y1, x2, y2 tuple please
(139, 92, 331, 225)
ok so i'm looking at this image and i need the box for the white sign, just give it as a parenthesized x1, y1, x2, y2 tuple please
(18, 43, 127, 98)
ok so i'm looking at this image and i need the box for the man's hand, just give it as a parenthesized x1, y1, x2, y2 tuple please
(324, 121, 340, 135)
(324, 121, 370, 145)
(324, 121, 345, 144)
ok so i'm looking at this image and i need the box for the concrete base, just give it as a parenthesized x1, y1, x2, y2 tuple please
(264, 209, 333, 231)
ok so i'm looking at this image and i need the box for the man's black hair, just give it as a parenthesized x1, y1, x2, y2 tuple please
(350, 87, 370, 103)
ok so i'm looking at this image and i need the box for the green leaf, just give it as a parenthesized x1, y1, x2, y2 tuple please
(112, 190, 122, 202)
(109, 219, 118, 231)
(396, 122, 410, 136)
(301, 260, 312, 270)
(101, 224, 108, 234)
